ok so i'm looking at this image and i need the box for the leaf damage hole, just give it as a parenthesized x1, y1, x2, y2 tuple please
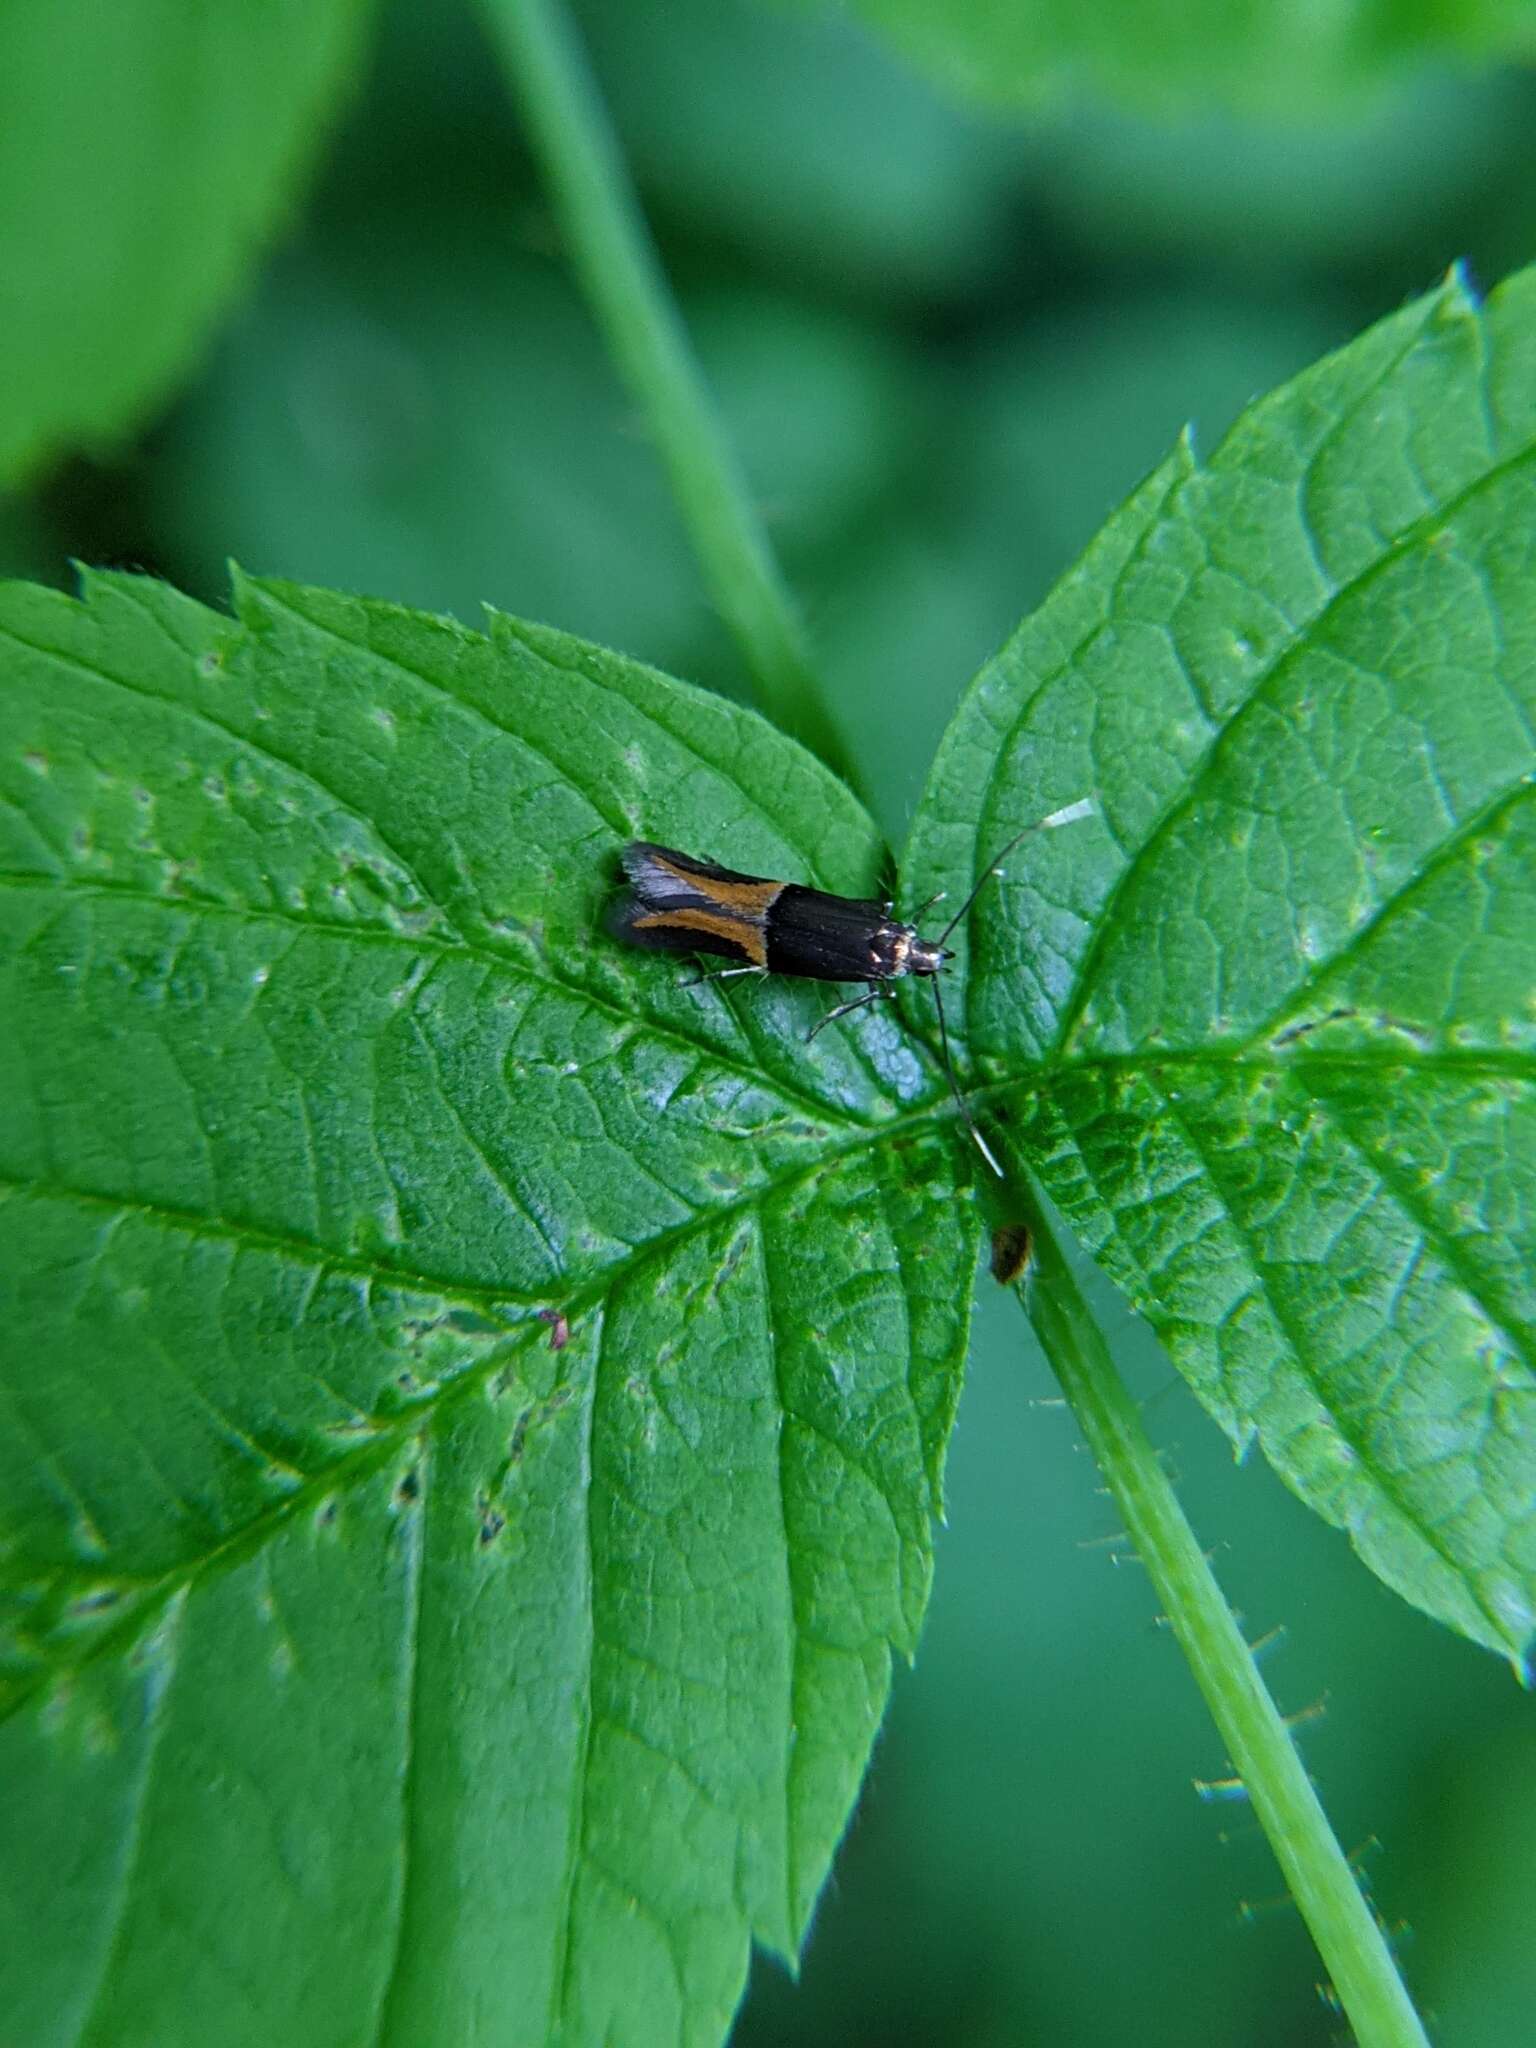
(537, 1307, 571, 1351)
(508, 1409, 532, 1465)
(66, 1586, 123, 1621)
(1371, 1012, 1435, 1050)
(1268, 1006, 1358, 1049)
(476, 1491, 506, 1546)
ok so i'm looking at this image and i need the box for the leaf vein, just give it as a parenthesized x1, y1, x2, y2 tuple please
(548, 1313, 600, 2040)
(1049, 438, 1536, 1054)
(749, 1204, 800, 1944)
(1302, 1076, 1534, 1370)
(0, 873, 874, 1134)
(1251, 778, 1535, 1042)
(1145, 1073, 1516, 1646)
(0, 614, 461, 951)
(367, 1426, 430, 2048)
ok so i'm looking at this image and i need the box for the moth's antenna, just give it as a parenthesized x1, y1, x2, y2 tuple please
(933, 795, 1097, 949)
(925, 794, 1096, 1176)
(931, 972, 1003, 1177)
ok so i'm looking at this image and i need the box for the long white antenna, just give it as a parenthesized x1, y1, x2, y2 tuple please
(931, 972, 1003, 1176)
(927, 793, 1096, 1175)
(933, 796, 1097, 949)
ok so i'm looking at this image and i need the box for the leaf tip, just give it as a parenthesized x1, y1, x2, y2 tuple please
(68, 557, 111, 605)
(1440, 256, 1484, 317)
(227, 559, 282, 630)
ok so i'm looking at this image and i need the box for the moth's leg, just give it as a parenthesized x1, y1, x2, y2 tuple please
(806, 986, 884, 1042)
(680, 963, 768, 989)
(910, 889, 946, 921)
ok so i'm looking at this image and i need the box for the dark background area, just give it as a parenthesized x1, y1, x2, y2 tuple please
(4, 3, 1533, 2040)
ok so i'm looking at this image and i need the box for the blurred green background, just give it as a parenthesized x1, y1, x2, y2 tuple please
(4, 2, 1534, 2040)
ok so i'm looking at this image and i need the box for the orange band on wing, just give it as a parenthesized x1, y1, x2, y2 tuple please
(652, 853, 782, 918)
(631, 906, 769, 967)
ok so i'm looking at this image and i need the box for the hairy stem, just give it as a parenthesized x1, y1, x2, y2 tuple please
(481, 0, 856, 790)
(1013, 1186, 1430, 2048)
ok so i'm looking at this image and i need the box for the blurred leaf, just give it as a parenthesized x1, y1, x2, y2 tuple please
(145, 215, 916, 687)
(576, 0, 1024, 304)
(811, 287, 1350, 825)
(953, 291, 1351, 588)
(148, 228, 713, 663)
(0, 493, 66, 588)
(1015, 70, 1536, 278)
(0, 0, 374, 485)
(908, 263, 1536, 1663)
(0, 569, 976, 2045)
(800, 0, 1536, 116)
(687, 286, 924, 557)
(1411, 1712, 1536, 2045)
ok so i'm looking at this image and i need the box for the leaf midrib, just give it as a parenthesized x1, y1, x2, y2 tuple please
(0, 1112, 962, 1719)
(6, 1023, 1524, 1721)
(0, 870, 885, 1135)
(6, 1030, 1523, 1376)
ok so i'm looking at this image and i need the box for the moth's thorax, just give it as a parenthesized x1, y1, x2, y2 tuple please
(878, 925, 947, 979)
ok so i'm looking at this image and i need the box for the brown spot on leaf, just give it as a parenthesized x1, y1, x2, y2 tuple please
(537, 1307, 570, 1351)
(990, 1223, 1032, 1287)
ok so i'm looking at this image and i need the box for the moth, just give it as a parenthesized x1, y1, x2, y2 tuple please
(609, 799, 1093, 1175)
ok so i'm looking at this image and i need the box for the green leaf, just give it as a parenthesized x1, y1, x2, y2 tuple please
(795, 0, 1536, 115)
(0, 569, 976, 2045)
(145, 218, 916, 690)
(7, 261, 1536, 2046)
(0, 0, 374, 485)
(907, 263, 1536, 1666)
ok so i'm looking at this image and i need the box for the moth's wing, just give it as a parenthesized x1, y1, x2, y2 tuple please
(767, 884, 896, 980)
(619, 842, 775, 908)
(610, 843, 780, 965)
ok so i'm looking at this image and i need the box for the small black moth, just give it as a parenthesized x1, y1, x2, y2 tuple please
(609, 799, 1093, 1175)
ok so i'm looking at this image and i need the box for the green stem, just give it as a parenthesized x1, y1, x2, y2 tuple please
(1015, 1189, 1430, 2048)
(480, 0, 856, 791)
